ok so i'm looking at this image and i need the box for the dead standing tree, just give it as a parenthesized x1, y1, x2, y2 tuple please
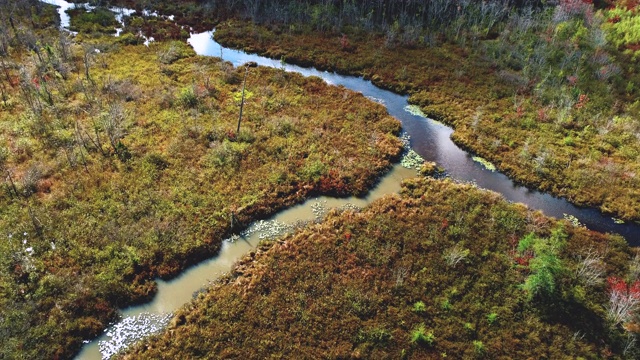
(236, 61, 258, 135)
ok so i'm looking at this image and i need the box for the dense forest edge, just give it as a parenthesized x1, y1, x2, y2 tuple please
(87, 0, 640, 222)
(124, 178, 639, 359)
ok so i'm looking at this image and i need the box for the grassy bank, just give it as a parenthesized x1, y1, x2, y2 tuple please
(0, 13, 401, 358)
(211, 14, 640, 222)
(124, 177, 638, 359)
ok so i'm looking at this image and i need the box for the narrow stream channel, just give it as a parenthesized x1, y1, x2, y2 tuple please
(76, 165, 416, 359)
(40, 1, 640, 358)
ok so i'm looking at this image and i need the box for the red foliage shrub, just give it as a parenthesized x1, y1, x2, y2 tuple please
(340, 34, 350, 51)
(515, 253, 533, 267)
(440, 218, 449, 231)
(605, 0, 640, 10)
(36, 178, 53, 194)
(318, 169, 349, 194)
(9, 75, 20, 87)
(537, 108, 549, 122)
(606, 276, 640, 326)
(607, 276, 640, 298)
(226, 129, 236, 140)
(575, 94, 589, 109)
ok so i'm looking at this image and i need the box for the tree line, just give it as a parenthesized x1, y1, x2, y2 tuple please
(213, 0, 541, 36)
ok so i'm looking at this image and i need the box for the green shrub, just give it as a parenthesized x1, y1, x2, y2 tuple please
(464, 322, 475, 332)
(158, 41, 196, 64)
(178, 87, 198, 108)
(207, 140, 245, 169)
(604, 7, 640, 60)
(410, 324, 434, 346)
(486, 313, 498, 325)
(237, 130, 256, 143)
(300, 160, 327, 182)
(412, 301, 426, 313)
(115, 141, 132, 162)
(118, 33, 144, 45)
(473, 340, 485, 354)
(143, 153, 169, 171)
(563, 136, 575, 147)
(519, 226, 568, 300)
(67, 7, 118, 33)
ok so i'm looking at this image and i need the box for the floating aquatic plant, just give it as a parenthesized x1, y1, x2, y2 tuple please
(404, 104, 445, 125)
(404, 104, 427, 118)
(399, 132, 411, 150)
(401, 149, 426, 171)
(366, 95, 385, 105)
(226, 234, 241, 242)
(472, 156, 497, 172)
(226, 201, 360, 244)
(397, 133, 442, 177)
(339, 203, 361, 212)
(230, 220, 296, 241)
(311, 199, 328, 219)
(98, 312, 173, 359)
(563, 213, 584, 228)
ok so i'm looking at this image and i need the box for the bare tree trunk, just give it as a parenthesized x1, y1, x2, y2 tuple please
(6, 170, 19, 197)
(28, 205, 43, 237)
(236, 65, 249, 135)
(0, 76, 7, 105)
(83, 47, 93, 84)
(92, 119, 106, 156)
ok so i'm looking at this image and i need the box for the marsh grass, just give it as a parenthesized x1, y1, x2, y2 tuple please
(410, 324, 435, 346)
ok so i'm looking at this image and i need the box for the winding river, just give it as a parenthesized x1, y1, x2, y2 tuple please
(187, 31, 640, 244)
(40, 1, 640, 358)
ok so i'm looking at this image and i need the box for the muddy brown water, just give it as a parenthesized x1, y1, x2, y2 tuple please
(75, 165, 416, 359)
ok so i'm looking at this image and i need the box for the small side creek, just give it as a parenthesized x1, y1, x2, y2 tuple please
(76, 165, 416, 359)
(39, 1, 640, 358)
